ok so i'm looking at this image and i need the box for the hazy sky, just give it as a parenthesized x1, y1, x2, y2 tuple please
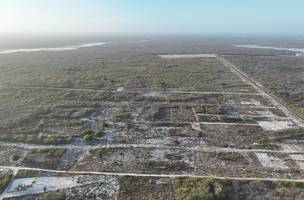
(1, 0, 304, 35)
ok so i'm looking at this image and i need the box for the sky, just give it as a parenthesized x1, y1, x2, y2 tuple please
(1, 0, 304, 35)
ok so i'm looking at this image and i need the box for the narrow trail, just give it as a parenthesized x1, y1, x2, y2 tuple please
(1, 165, 304, 183)
(218, 56, 304, 128)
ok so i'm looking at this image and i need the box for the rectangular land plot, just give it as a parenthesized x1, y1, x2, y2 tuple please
(159, 54, 217, 59)
(224, 55, 304, 118)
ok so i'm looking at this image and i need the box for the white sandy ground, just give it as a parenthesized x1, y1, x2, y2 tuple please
(0, 175, 119, 199)
(255, 153, 289, 169)
(191, 123, 202, 131)
(280, 144, 304, 152)
(258, 121, 295, 131)
(159, 54, 217, 59)
(196, 113, 288, 121)
(139, 92, 171, 98)
(0, 42, 108, 54)
(241, 100, 262, 106)
(2, 177, 79, 198)
(115, 87, 124, 92)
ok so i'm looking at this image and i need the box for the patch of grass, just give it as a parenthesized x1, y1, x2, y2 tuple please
(0, 132, 73, 145)
(0, 172, 12, 193)
(251, 129, 304, 143)
(31, 148, 65, 158)
(15, 170, 41, 179)
(15, 170, 71, 179)
(82, 128, 105, 143)
(40, 134, 73, 145)
(141, 160, 188, 172)
(175, 177, 304, 200)
(23, 148, 66, 169)
(118, 176, 173, 200)
(273, 179, 304, 188)
(270, 129, 304, 141)
(36, 119, 45, 129)
(174, 177, 225, 200)
(44, 191, 65, 200)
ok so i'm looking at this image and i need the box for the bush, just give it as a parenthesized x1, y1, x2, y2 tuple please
(83, 134, 94, 142)
(11, 154, 21, 161)
(101, 121, 108, 128)
(36, 120, 45, 129)
(82, 129, 94, 136)
(82, 128, 104, 143)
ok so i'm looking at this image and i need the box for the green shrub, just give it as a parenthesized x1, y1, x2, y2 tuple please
(101, 121, 108, 128)
(36, 119, 45, 129)
(83, 134, 94, 142)
(11, 154, 21, 161)
(82, 129, 94, 136)
(82, 128, 104, 143)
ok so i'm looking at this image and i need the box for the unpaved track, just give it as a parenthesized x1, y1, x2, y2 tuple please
(1, 165, 304, 183)
(218, 56, 304, 128)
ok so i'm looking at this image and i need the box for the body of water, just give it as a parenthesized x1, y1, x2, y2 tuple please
(234, 44, 304, 53)
(0, 42, 107, 54)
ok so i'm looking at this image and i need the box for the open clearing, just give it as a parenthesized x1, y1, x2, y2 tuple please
(159, 54, 217, 58)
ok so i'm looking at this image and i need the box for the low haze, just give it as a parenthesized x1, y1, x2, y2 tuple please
(1, 0, 304, 35)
